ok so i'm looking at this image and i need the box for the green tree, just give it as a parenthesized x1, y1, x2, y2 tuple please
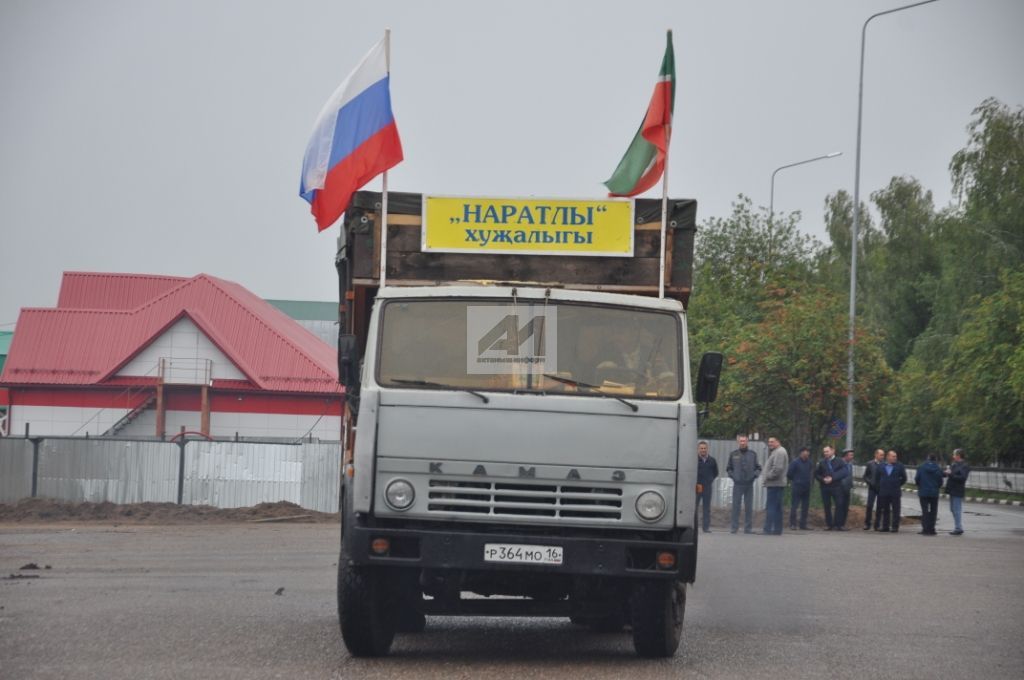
(868, 176, 939, 369)
(935, 270, 1024, 465)
(819, 189, 877, 296)
(714, 285, 889, 449)
(875, 98, 1024, 461)
(690, 197, 824, 441)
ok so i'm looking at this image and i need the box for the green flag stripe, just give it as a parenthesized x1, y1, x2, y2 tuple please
(603, 31, 675, 196)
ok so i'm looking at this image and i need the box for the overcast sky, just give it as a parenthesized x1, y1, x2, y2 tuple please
(1, 0, 1021, 328)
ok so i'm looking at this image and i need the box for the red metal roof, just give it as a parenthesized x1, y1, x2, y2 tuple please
(1, 272, 341, 395)
(58, 272, 189, 310)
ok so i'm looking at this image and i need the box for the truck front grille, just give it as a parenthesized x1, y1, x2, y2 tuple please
(427, 479, 623, 521)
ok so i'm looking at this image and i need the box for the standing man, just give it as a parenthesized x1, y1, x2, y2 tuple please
(696, 440, 719, 533)
(834, 449, 855, 530)
(944, 449, 971, 535)
(762, 436, 789, 535)
(787, 447, 813, 530)
(915, 454, 944, 536)
(877, 449, 908, 532)
(863, 449, 885, 531)
(727, 434, 761, 534)
(815, 446, 848, 530)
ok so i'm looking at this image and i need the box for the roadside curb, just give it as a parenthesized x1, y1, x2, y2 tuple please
(853, 481, 1023, 506)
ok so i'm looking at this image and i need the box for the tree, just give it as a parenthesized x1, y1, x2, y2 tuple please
(712, 285, 889, 449)
(936, 270, 1024, 466)
(875, 98, 1024, 463)
(819, 189, 876, 296)
(689, 196, 824, 441)
(867, 176, 940, 369)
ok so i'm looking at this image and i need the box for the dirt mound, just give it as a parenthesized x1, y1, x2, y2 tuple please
(708, 505, 916, 530)
(0, 498, 339, 525)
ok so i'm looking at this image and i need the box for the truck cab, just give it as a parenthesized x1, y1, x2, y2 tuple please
(334, 192, 720, 658)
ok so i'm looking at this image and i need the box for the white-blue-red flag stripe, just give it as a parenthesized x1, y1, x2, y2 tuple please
(300, 37, 403, 231)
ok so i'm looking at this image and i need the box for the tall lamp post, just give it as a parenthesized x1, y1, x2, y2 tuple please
(847, 0, 939, 451)
(767, 152, 842, 274)
(769, 152, 843, 221)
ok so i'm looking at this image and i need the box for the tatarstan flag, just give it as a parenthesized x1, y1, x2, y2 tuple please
(604, 31, 675, 197)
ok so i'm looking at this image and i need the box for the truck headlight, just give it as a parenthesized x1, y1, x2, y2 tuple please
(635, 490, 666, 521)
(384, 479, 415, 511)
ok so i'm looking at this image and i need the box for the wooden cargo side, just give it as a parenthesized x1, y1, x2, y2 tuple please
(336, 191, 697, 340)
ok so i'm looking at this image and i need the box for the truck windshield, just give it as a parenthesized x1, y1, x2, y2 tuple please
(377, 299, 682, 400)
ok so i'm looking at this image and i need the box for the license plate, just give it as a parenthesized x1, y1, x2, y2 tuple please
(483, 543, 563, 566)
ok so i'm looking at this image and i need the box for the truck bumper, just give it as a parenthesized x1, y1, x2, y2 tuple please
(346, 521, 697, 582)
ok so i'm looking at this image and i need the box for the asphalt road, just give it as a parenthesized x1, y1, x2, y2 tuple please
(2, 518, 1023, 680)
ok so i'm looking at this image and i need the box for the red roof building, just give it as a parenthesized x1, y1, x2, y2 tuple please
(0, 272, 342, 440)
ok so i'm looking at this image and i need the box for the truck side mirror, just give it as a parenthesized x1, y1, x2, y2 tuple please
(338, 334, 361, 395)
(695, 352, 724, 404)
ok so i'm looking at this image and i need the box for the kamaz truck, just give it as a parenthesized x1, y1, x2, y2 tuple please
(334, 192, 721, 657)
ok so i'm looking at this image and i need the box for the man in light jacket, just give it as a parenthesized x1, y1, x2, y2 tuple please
(727, 434, 761, 534)
(762, 436, 789, 535)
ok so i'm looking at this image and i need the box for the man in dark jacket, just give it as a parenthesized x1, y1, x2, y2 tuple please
(696, 440, 718, 533)
(863, 448, 885, 530)
(726, 435, 761, 534)
(915, 454, 944, 535)
(876, 449, 908, 532)
(944, 448, 971, 535)
(814, 446, 849, 530)
(787, 447, 813, 530)
(835, 449, 856, 529)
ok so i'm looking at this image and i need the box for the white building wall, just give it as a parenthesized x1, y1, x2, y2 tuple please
(117, 318, 246, 381)
(11, 404, 130, 437)
(12, 404, 340, 441)
(121, 410, 341, 441)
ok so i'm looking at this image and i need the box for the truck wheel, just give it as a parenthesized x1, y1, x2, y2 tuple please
(630, 580, 684, 658)
(396, 608, 426, 633)
(337, 552, 398, 656)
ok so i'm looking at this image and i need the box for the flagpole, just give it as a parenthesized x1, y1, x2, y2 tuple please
(658, 125, 670, 299)
(379, 28, 391, 288)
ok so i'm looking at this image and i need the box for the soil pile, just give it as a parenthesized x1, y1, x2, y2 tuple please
(0, 498, 339, 524)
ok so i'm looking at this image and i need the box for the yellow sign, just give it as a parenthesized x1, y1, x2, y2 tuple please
(422, 195, 634, 256)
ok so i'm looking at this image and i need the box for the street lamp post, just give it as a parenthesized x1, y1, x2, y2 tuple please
(766, 152, 842, 273)
(847, 0, 939, 451)
(769, 152, 843, 222)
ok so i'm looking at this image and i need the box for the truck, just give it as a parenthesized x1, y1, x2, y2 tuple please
(333, 191, 722, 658)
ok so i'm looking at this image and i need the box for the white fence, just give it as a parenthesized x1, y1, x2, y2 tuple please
(0, 437, 341, 513)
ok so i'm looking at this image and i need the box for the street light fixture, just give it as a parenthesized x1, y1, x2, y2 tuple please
(769, 151, 843, 221)
(766, 152, 842, 272)
(847, 0, 939, 451)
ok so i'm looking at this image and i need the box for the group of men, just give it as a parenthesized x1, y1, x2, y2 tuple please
(694, 436, 972, 536)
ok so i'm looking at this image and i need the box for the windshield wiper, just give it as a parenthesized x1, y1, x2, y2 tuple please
(542, 374, 639, 412)
(389, 378, 490, 404)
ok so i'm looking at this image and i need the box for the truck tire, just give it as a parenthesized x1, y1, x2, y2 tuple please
(629, 580, 684, 658)
(336, 497, 397, 657)
(396, 608, 426, 633)
(337, 555, 398, 656)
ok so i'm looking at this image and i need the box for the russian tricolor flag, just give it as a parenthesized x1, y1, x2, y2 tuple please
(300, 37, 404, 232)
